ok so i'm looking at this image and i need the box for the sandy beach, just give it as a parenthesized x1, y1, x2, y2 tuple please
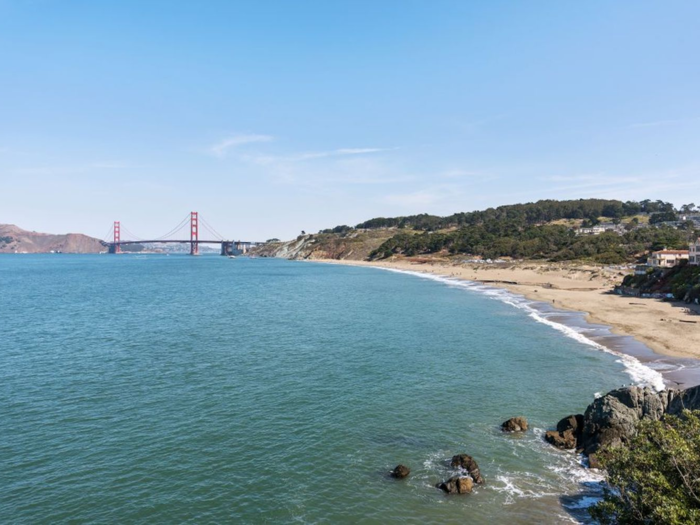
(318, 258, 700, 360)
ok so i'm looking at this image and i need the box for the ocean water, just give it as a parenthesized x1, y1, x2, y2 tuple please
(0, 255, 659, 523)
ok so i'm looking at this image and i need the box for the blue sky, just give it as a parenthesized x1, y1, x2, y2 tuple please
(1, 1, 699, 241)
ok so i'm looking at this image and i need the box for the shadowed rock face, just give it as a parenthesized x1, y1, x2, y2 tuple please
(436, 476, 473, 494)
(546, 385, 700, 457)
(579, 386, 674, 455)
(390, 465, 410, 479)
(545, 414, 585, 450)
(450, 454, 484, 484)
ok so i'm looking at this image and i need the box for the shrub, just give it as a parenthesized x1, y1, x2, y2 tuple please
(590, 410, 700, 524)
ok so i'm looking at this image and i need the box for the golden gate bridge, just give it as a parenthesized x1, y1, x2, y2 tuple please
(101, 212, 264, 255)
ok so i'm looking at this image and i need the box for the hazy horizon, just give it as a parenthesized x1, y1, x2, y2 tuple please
(2, 1, 699, 241)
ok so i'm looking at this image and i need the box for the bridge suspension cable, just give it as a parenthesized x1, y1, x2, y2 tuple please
(152, 213, 191, 241)
(101, 224, 114, 243)
(199, 215, 226, 241)
(120, 225, 145, 242)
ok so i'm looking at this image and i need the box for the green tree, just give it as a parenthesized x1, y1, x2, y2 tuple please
(590, 410, 700, 524)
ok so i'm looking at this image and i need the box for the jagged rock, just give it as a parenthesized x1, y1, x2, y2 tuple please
(557, 414, 584, 436)
(501, 416, 528, 432)
(546, 385, 700, 458)
(667, 384, 700, 415)
(390, 464, 410, 479)
(436, 475, 474, 494)
(579, 386, 673, 455)
(545, 429, 578, 449)
(450, 454, 484, 484)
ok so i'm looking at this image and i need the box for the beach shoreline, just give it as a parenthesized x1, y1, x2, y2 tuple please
(312, 257, 700, 387)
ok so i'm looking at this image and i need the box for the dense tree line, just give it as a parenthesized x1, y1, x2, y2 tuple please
(312, 199, 698, 263)
(353, 199, 678, 232)
(369, 224, 695, 264)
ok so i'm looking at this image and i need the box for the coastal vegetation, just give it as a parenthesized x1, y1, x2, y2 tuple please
(261, 199, 699, 264)
(621, 263, 700, 303)
(590, 410, 700, 525)
(363, 199, 697, 263)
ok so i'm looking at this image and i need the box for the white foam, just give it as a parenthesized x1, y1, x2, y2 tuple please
(376, 267, 666, 391)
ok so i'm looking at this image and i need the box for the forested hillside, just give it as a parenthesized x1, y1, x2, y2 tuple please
(315, 199, 700, 264)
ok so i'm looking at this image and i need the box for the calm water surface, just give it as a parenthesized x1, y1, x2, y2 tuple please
(1, 255, 636, 523)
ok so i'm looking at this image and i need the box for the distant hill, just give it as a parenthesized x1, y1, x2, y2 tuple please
(258, 199, 700, 264)
(0, 224, 104, 254)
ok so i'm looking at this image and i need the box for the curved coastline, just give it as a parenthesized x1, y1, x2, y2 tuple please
(311, 258, 700, 390)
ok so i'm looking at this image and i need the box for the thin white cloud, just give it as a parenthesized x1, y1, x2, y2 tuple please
(209, 134, 274, 158)
(627, 116, 700, 129)
(234, 146, 396, 166)
(292, 147, 396, 161)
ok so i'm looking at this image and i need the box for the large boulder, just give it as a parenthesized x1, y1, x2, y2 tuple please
(545, 429, 578, 449)
(436, 475, 474, 494)
(543, 385, 700, 463)
(579, 386, 673, 455)
(450, 454, 484, 484)
(501, 416, 528, 432)
(390, 464, 410, 479)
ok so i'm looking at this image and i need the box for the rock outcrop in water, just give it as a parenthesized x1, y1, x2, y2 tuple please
(501, 416, 528, 432)
(450, 454, 484, 484)
(546, 385, 700, 458)
(544, 414, 583, 449)
(437, 475, 474, 494)
(436, 454, 484, 494)
(390, 465, 410, 479)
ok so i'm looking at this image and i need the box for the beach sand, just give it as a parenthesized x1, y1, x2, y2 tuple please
(318, 258, 700, 360)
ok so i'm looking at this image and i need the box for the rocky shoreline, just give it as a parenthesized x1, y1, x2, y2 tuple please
(545, 384, 700, 466)
(392, 384, 700, 502)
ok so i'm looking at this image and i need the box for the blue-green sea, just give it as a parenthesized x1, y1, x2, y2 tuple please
(0, 255, 662, 523)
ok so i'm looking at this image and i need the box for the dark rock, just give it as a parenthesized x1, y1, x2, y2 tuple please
(450, 454, 484, 484)
(579, 386, 673, 455)
(436, 475, 474, 494)
(587, 453, 602, 469)
(545, 429, 577, 449)
(390, 464, 410, 479)
(501, 416, 529, 432)
(543, 385, 700, 466)
(556, 414, 584, 436)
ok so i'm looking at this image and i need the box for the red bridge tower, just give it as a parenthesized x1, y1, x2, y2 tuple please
(190, 211, 199, 255)
(113, 221, 121, 253)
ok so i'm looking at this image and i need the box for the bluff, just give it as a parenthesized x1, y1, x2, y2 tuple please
(253, 230, 395, 261)
(0, 224, 104, 254)
(546, 385, 700, 462)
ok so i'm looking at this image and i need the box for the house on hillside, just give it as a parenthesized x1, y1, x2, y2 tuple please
(647, 249, 689, 268)
(681, 215, 700, 228)
(690, 238, 700, 266)
(574, 222, 626, 236)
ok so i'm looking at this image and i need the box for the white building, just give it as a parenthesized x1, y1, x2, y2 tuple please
(690, 238, 700, 266)
(647, 249, 689, 268)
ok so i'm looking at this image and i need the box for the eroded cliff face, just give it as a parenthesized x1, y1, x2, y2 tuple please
(253, 230, 394, 261)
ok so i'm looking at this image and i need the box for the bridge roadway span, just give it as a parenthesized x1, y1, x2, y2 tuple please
(102, 239, 263, 255)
